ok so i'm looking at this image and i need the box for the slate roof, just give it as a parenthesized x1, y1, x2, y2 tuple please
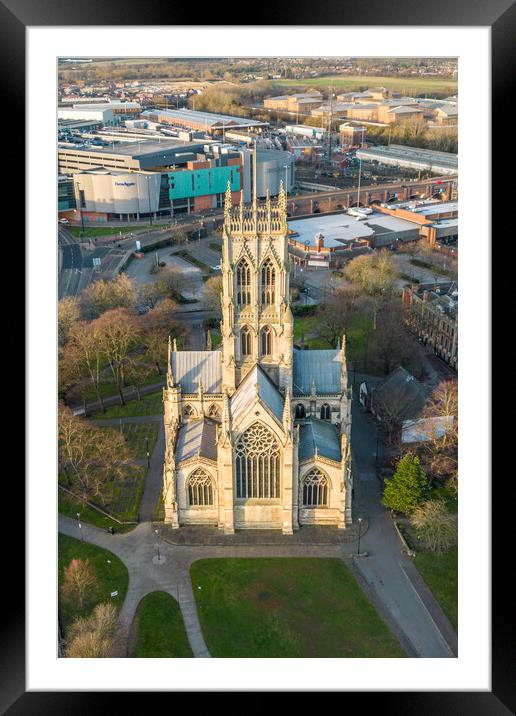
(292, 348, 342, 396)
(230, 364, 284, 422)
(175, 418, 218, 464)
(372, 367, 427, 422)
(298, 418, 341, 462)
(172, 351, 222, 393)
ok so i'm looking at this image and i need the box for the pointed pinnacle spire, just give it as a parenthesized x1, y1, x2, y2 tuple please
(278, 179, 286, 214)
(282, 386, 292, 428)
(311, 379, 317, 399)
(198, 379, 204, 399)
(224, 180, 232, 219)
(173, 337, 178, 352)
(167, 335, 175, 388)
(222, 389, 231, 430)
(341, 334, 346, 355)
(206, 329, 212, 351)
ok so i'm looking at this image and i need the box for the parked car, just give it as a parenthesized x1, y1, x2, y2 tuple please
(58, 218, 69, 224)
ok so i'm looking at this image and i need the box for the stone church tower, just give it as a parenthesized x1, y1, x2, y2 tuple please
(162, 182, 352, 534)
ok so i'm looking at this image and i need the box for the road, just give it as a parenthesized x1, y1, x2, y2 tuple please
(350, 394, 456, 657)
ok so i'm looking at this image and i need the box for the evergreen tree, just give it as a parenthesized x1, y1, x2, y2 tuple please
(382, 453, 429, 514)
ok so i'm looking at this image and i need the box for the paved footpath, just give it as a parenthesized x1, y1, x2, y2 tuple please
(350, 397, 456, 658)
(59, 515, 342, 658)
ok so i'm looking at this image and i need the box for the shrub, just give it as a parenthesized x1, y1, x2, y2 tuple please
(382, 453, 430, 515)
(410, 499, 458, 554)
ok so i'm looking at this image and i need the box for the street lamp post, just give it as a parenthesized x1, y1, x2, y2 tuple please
(76, 512, 83, 542)
(145, 437, 150, 468)
(155, 528, 161, 562)
(357, 517, 363, 556)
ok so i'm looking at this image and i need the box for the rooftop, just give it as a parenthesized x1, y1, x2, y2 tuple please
(142, 108, 266, 127)
(175, 419, 218, 464)
(298, 418, 341, 462)
(292, 348, 342, 396)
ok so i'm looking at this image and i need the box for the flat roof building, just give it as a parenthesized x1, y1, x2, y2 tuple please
(141, 108, 268, 134)
(356, 144, 457, 175)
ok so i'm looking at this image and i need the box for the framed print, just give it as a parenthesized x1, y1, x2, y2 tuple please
(4, 0, 508, 711)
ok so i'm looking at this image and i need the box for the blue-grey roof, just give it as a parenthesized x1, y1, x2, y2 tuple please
(231, 364, 284, 422)
(293, 349, 342, 396)
(172, 351, 222, 394)
(298, 418, 341, 462)
(175, 419, 217, 464)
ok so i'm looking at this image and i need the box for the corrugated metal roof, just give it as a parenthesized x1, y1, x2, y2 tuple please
(175, 419, 218, 464)
(298, 418, 341, 462)
(172, 351, 222, 394)
(230, 364, 284, 422)
(293, 349, 342, 396)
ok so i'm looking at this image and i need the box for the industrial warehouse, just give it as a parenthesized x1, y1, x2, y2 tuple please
(58, 138, 294, 222)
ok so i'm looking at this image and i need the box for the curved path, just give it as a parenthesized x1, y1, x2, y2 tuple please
(59, 515, 342, 658)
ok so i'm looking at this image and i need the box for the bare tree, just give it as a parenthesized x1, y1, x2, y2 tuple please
(58, 403, 134, 503)
(140, 298, 187, 375)
(344, 251, 398, 297)
(65, 602, 119, 658)
(80, 274, 137, 320)
(202, 275, 223, 316)
(63, 320, 107, 412)
(155, 266, 194, 302)
(58, 297, 80, 346)
(419, 379, 458, 488)
(316, 284, 363, 347)
(96, 308, 140, 405)
(410, 499, 457, 553)
(61, 558, 97, 609)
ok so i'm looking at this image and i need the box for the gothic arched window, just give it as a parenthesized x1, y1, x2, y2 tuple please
(302, 468, 329, 507)
(241, 326, 252, 357)
(207, 403, 220, 419)
(183, 404, 196, 419)
(320, 403, 331, 420)
(187, 469, 214, 506)
(261, 326, 272, 356)
(236, 423, 281, 499)
(260, 257, 276, 305)
(236, 259, 251, 306)
(295, 403, 306, 419)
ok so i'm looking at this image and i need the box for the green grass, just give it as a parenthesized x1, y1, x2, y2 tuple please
(190, 558, 406, 657)
(173, 249, 214, 273)
(58, 488, 136, 532)
(271, 75, 457, 96)
(58, 533, 129, 635)
(130, 592, 193, 658)
(68, 225, 152, 238)
(90, 391, 163, 419)
(346, 312, 375, 363)
(415, 547, 458, 631)
(293, 315, 331, 349)
(104, 466, 147, 521)
(124, 421, 159, 459)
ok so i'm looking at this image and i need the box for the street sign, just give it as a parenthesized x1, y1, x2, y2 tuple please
(110, 591, 118, 597)
(92, 257, 101, 267)
(135, 240, 141, 250)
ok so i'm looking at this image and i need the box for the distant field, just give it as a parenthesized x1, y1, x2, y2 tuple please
(271, 75, 457, 96)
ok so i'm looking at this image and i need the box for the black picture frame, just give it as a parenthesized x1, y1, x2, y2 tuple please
(6, 1, 506, 712)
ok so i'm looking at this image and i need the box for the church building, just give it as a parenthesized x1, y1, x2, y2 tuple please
(162, 181, 352, 534)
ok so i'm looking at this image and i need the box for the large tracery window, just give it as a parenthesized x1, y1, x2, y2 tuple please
(302, 468, 329, 507)
(261, 326, 272, 356)
(187, 469, 214, 506)
(241, 326, 252, 356)
(260, 258, 276, 305)
(236, 423, 281, 499)
(236, 259, 251, 306)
